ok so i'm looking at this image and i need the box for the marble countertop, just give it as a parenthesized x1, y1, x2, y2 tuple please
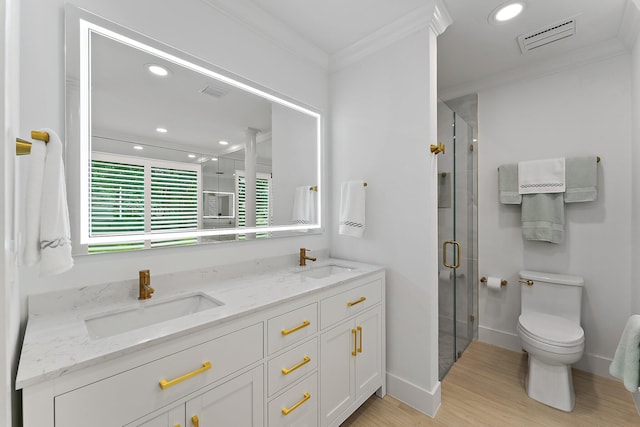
(16, 256, 383, 389)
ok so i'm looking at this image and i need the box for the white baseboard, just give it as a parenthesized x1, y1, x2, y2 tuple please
(386, 372, 441, 417)
(478, 325, 521, 352)
(478, 325, 614, 378)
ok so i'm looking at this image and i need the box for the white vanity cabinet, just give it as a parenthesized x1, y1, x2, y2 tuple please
(319, 280, 384, 427)
(19, 266, 385, 427)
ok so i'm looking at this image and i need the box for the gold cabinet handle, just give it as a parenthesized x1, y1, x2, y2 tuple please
(175, 424, 181, 427)
(159, 361, 212, 390)
(352, 329, 357, 356)
(347, 296, 366, 307)
(282, 392, 311, 415)
(282, 356, 311, 375)
(443, 240, 461, 269)
(357, 326, 363, 353)
(191, 415, 199, 427)
(281, 320, 311, 336)
(519, 279, 534, 286)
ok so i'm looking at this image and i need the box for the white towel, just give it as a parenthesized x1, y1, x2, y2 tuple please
(291, 186, 315, 226)
(338, 180, 366, 238)
(22, 140, 47, 267)
(610, 315, 640, 392)
(518, 158, 566, 195)
(26, 129, 74, 276)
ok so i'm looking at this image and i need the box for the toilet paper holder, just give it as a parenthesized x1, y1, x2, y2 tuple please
(480, 276, 507, 287)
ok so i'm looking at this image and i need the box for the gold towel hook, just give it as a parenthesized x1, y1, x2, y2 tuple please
(16, 130, 50, 156)
(430, 142, 445, 155)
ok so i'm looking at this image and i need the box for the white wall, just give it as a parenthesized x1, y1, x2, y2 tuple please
(330, 27, 441, 415)
(631, 20, 640, 316)
(477, 54, 632, 377)
(1, 0, 21, 424)
(17, 0, 329, 298)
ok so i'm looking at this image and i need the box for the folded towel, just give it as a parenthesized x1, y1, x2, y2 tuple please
(291, 186, 316, 227)
(339, 180, 366, 238)
(565, 156, 598, 203)
(38, 129, 74, 276)
(22, 140, 47, 267)
(498, 164, 522, 204)
(518, 157, 566, 195)
(610, 315, 640, 392)
(521, 193, 564, 244)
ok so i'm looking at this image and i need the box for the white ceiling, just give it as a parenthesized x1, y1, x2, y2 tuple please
(244, 0, 630, 95)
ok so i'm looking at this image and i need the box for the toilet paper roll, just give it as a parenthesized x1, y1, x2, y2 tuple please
(439, 269, 452, 281)
(486, 276, 503, 290)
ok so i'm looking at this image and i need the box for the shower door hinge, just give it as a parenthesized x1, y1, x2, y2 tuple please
(469, 314, 475, 323)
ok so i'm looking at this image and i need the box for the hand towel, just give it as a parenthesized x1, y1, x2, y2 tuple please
(521, 193, 564, 244)
(610, 315, 640, 392)
(564, 156, 598, 203)
(291, 186, 316, 226)
(339, 180, 366, 238)
(38, 129, 74, 276)
(518, 157, 566, 195)
(22, 140, 47, 266)
(498, 164, 522, 204)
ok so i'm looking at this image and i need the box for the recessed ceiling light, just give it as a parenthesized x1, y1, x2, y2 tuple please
(489, 2, 525, 24)
(188, 154, 196, 158)
(211, 157, 218, 161)
(146, 64, 170, 77)
(219, 140, 229, 145)
(156, 127, 168, 133)
(133, 145, 143, 150)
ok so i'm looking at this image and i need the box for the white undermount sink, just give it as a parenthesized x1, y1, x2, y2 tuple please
(85, 293, 223, 339)
(299, 264, 354, 279)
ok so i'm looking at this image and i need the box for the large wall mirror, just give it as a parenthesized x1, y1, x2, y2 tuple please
(65, 5, 322, 254)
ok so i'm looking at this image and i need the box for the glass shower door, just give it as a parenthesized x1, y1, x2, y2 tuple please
(437, 99, 477, 380)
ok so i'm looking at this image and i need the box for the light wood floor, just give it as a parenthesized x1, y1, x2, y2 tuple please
(342, 341, 639, 426)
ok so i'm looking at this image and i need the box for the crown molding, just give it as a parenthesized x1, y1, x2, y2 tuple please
(438, 38, 627, 101)
(330, 1, 451, 72)
(200, 0, 329, 70)
(619, 0, 640, 50)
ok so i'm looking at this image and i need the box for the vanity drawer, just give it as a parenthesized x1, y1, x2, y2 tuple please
(268, 303, 318, 355)
(55, 323, 263, 427)
(320, 279, 382, 329)
(268, 338, 318, 396)
(268, 372, 318, 427)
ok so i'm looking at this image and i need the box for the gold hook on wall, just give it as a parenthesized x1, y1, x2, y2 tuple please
(16, 130, 50, 156)
(430, 142, 445, 155)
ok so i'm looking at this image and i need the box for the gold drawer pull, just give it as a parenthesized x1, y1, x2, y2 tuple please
(282, 356, 311, 375)
(519, 279, 534, 286)
(191, 415, 199, 427)
(282, 392, 311, 415)
(281, 320, 311, 336)
(347, 296, 366, 307)
(159, 361, 212, 390)
(352, 329, 357, 356)
(357, 326, 363, 353)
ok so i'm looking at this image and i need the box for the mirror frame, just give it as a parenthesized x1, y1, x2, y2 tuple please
(65, 5, 323, 250)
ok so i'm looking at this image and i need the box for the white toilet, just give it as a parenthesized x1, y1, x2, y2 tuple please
(517, 270, 585, 412)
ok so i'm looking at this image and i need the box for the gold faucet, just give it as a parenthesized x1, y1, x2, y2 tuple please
(138, 269, 155, 300)
(299, 248, 317, 267)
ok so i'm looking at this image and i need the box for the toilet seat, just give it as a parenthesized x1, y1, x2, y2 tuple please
(518, 313, 584, 353)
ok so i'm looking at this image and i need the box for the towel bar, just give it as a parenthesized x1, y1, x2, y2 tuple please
(16, 130, 50, 156)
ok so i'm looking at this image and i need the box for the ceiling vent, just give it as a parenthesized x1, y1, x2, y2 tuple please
(517, 17, 576, 53)
(200, 83, 229, 98)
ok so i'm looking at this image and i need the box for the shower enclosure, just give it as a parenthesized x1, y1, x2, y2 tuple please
(437, 96, 478, 380)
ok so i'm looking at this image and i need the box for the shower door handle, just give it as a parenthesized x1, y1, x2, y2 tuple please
(443, 240, 461, 269)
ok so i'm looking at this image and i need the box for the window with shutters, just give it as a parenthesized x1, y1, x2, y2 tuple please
(89, 153, 200, 253)
(235, 171, 272, 239)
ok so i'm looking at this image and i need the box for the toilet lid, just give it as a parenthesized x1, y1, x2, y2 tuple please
(518, 313, 584, 347)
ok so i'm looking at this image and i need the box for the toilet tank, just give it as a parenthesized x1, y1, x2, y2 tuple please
(519, 270, 584, 323)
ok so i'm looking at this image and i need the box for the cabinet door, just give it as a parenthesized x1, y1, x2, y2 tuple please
(320, 320, 355, 427)
(185, 366, 263, 427)
(132, 406, 185, 427)
(355, 307, 382, 398)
